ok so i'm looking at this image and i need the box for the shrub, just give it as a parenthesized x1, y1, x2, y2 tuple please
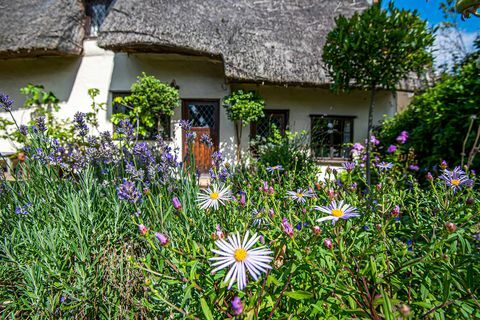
(379, 45, 480, 170)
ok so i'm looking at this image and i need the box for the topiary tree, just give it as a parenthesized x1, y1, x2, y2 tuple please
(113, 73, 180, 139)
(223, 90, 265, 163)
(322, 2, 434, 188)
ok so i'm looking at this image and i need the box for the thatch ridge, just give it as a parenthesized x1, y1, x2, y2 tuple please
(98, 0, 371, 87)
(0, 0, 85, 58)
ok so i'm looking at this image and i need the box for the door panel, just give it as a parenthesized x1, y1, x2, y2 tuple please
(182, 100, 220, 173)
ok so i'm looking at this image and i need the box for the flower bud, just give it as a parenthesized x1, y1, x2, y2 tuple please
(138, 224, 148, 236)
(399, 304, 411, 317)
(323, 238, 333, 249)
(426, 172, 433, 181)
(172, 197, 182, 211)
(155, 232, 169, 246)
(466, 198, 475, 205)
(312, 225, 321, 235)
(445, 222, 457, 233)
(231, 296, 243, 315)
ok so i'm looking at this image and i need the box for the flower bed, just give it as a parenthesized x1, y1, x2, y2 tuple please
(0, 96, 479, 318)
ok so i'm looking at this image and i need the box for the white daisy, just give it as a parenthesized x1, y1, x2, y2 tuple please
(197, 184, 232, 210)
(315, 200, 360, 224)
(286, 188, 314, 203)
(210, 231, 273, 290)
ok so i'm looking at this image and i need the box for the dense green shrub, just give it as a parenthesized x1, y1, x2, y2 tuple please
(379, 43, 480, 170)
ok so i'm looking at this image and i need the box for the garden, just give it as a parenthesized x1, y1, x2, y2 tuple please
(1, 2, 480, 320)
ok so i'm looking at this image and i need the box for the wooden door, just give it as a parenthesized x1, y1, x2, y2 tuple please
(182, 100, 220, 173)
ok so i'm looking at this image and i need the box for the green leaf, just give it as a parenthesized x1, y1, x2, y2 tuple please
(200, 298, 214, 320)
(285, 291, 314, 300)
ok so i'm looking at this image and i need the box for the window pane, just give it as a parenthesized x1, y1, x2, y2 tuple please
(311, 116, 354, 158)
(86, 0, 114, 37)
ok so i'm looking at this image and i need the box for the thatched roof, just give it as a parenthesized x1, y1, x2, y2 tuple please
(98, 0, 370, 87)
(0, 0, 85, 58)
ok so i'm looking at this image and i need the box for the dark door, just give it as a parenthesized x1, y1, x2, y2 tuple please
(182, 100, 220, 173)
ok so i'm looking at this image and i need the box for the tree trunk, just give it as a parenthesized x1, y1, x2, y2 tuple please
(365, 86, 377, 189)
(234, 120, 243, 164)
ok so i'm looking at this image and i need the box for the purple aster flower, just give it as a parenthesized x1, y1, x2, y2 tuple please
(266, 165, 284, 172)
(231, 296, 243, 315)
(155, 232, 169, 246)
(439, 166, 471, 191)
(387, 145, 397, 153)
(342, 162, 355, 172)
(315, 200, 360, 224)
(117, 179, 141, 203)
(281, 217, 294, 237)
(396, 131, 408, 144)
(377, 162, 393, 171)
(370, 135, 380, 145)
(0, 93, 14, 112)
(352, 143, 364, 152)
(285, 188, 314, 203)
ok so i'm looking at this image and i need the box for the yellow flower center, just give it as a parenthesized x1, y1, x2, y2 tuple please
(210, 192, 219, 200)
(296, 193, 304, 198)
(234, 248, 248, 262)
(451, 179, 460, 186)
(331, 209, 344, 217)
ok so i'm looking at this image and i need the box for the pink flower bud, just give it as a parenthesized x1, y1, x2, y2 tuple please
(155, 232, 169, 246)
(138, 224, 148, 236)
(323, 238, 333, 249)
(312, 226, 321, 235)
(172, 197, 182, 211)
(445, 222, 457, 233)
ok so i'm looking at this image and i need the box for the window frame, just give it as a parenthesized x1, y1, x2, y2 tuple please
(250, 109, 290, 140)
(111, 90, 172, 141)
(309, 114, 356, 160)
(84, 0, 114, 38)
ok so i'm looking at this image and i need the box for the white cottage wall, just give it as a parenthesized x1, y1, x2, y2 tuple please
(0, 40, 397, 166)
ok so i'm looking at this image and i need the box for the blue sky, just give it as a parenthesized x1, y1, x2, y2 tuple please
(382, 0, 479, 68)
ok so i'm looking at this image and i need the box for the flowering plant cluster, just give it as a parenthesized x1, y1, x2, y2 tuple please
(0, 93, 479, 319)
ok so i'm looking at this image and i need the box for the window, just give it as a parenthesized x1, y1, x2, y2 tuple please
(111, 91, 171, 140)
(250, 110, 289, 139)
(310, 115, 354, 159)
(85, 0, 114, 37)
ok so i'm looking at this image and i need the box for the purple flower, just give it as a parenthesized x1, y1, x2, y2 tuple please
(0, 93, 14, 112)
(231, 296, 243, 315)
(439, 166, 471, 192)
(117, 179, 141, 203)
(342, 162, 355, 172)
(200, 134, 213, 147)
(35, 116, 47, 132)
(238, 192, 246, 207)
(185, 131, 196, 142)
(315, 200, 360, 223)
(281, 217, 294, 237)
(155, 232, 169, 246)
(211, 151, 223, 167)
(15, 202, 31, 215)
(352, 143, 364, 152)
(409, 164, 419, 171)
(370, 135, 380, 145)
(179, 120, 192, 131)
(387, 145, 397, 153)
(396, 131, 408, 144)
(138, 224, 148, 235)
(19, 125, 29, 136)
(172, 197, 182, 211)
(73, 112, 88, 136)
(377, 162, 393, 171)
(116, 119, 134, 138)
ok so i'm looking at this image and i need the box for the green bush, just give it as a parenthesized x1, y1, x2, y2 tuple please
(379, 44, 480, 170)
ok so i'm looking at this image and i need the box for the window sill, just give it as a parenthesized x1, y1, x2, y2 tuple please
(315, 157, 350, 166)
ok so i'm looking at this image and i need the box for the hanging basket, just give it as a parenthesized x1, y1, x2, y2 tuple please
(455, 0, 480, 19)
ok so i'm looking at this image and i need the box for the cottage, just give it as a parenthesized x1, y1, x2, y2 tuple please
(0, 0, 421, 170)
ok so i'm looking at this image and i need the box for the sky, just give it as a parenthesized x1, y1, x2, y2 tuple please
(381, 0, 479, 69)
